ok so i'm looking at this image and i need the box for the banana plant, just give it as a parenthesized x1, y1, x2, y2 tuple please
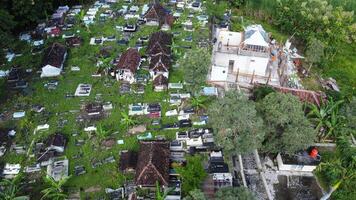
(41, 176, 71, 200)
(316, 137, 355, 200)
(0, 174, 27, 200)
(307, 97, 344, 140)
(190, 96, 208, 114)
(120, 112, 136, 132)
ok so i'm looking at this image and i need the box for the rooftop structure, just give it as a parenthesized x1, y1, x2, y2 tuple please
(208, 25, 280, 90)
(135, 140, 170, 187)
(41, 43, 67, 78)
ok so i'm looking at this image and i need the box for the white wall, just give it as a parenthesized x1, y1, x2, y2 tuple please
(276, 153, 317, 172)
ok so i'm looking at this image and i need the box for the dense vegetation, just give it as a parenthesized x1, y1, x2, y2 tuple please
(0, 0, 355, 199)
(238, 0, 356, 97)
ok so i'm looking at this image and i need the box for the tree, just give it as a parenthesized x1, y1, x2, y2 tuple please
(307, 97, 344, 140)
(251, 85, 275, 102)
(215, 187, 256, 200)
(41, 176, 70, 200)
(190, 96, 207, 114)
(0, 174, 27, 200)
(208, 91, 265, 155)
(183, 189, 206, 200)
(179, 48, 211, 93)
(258, 93, 316, 154)
(206, 0, 228, 20)
(175, 156, 207, 194)
(274, 0, 354, 60)
(340, 97, 356, 131)
(305, 37, 325, 72)
(315, 136, 356, 199)
(120, 112, 136, 131)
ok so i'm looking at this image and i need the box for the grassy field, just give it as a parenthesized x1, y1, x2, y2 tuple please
(0, 2, 211, 199)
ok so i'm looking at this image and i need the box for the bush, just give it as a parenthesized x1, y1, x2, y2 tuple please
(251, 85, 275, 101)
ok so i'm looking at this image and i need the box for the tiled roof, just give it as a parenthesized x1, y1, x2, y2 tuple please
(144, 3, 174, 26)
(149, 55, 171, 72)
(119, 151, 138, 172)
(153, 74, 168, 87)
(135, 140, 170, 187)
(147, 31, 172, 57)
(48, 133, 66, 147)
(115, 48, 141, 74)
(42, 43, 67, 68)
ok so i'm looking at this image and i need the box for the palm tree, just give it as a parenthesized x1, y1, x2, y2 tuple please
(0, 174, 27, 200)
(307, 98, 344, 140)
(41, 176, 70, 200)
(190, 96, 207, 114)
(315, 136, 355, 200)
(120, 112, 136, 132)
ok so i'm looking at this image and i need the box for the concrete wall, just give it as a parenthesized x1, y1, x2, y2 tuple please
(276, 153, 317, 172)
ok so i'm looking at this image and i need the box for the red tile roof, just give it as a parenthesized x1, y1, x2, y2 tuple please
(144, 3, 174, 27)
(135, 140, 170, 187)
(42, 43, 67, 68)
(149, 55, 171, 72)
(115, 48, 141, 74)
(153, 74, 168, 87)
(147, 31, 172, 56)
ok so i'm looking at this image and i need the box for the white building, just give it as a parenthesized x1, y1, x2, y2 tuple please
(208, 25, 280, 89)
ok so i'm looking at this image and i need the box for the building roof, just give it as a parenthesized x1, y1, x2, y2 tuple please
(48, 133, 66, 147)
(42, 43, 67, 68)
(144, 3, 174, 26)
(147, 31, 172, 56)
(153, 74, 168, 87)
(135, 140, 170, 186)
(243, 24, 269, 47)
(119, 150, 138, 172)
(149, 55, 171, 72)
(115, 48, 141, 73)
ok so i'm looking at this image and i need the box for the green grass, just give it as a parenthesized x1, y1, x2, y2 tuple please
(0, 2, 212, 199)
(323, 43, 356, 97)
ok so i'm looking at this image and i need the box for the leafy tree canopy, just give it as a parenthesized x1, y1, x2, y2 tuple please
(183, 189, 207, 200)
(274, 0, 355, 58)
(215, 187, 256, 200)
(208, 91, 265, 155)
(258, 92, 316, 154)
(179, 48, 211, 93)
(175, 156, 207, 195)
